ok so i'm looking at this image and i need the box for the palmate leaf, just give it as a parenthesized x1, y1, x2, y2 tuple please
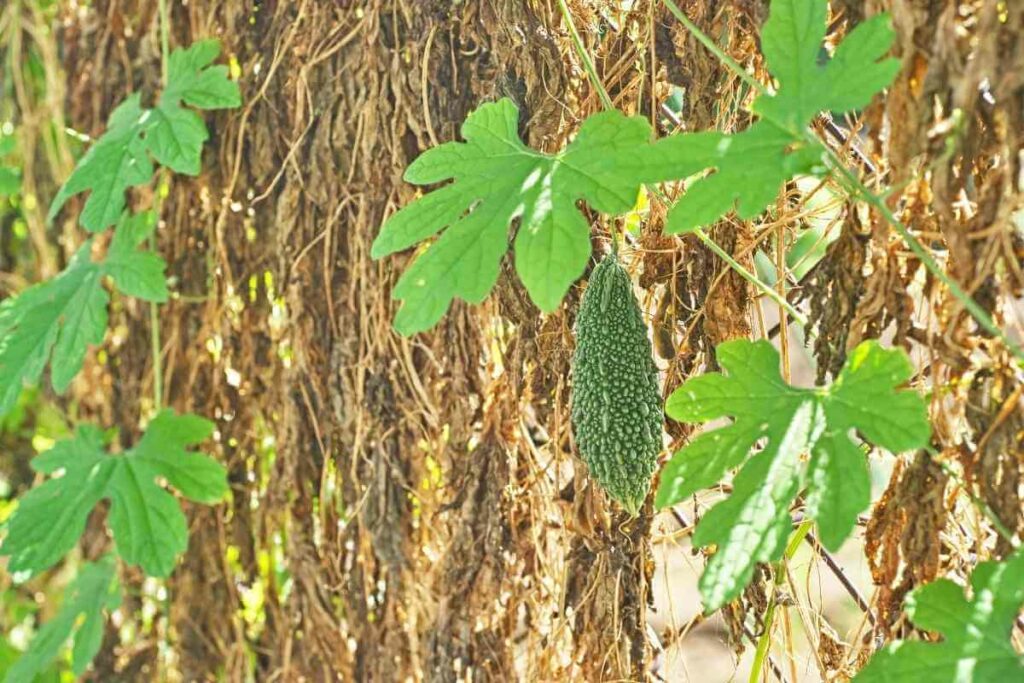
(46, 95, 153, 233)
(0, 410, 228, 578)
(665, 0, 900, 233)
(48, 40, 239, 231)
(372, 98, 721, 334)
(3, 555, 120, 683)
(0, 243, 108, 414)
(0, 212, 168, 415)
(148, 40, 242, 174)
(103, 211, 169, 302)
(856, 549, 1024, 681)
(655, 340, 929, 611)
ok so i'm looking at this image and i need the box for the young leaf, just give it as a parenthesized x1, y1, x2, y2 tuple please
(655, 340, 929, 611)
(163, 39, 242, 110)
(104, 211, 169, 302)
(756, 1, 901, 128)
(0, 213, 167, 415)
(666, 0, 899, 234)
(856, 549, 1024, 681)
(0, 242, 108, 415)
(47, 95, 153, 233)
(3, 555, 120, 683)
(49, 40, 240, 230)
(0, 410, 228, 578)
(372, 97, 719, 334)
(148, 40, 241, 174)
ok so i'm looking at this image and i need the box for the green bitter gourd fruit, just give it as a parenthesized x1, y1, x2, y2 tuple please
(571, 252, 662, 515)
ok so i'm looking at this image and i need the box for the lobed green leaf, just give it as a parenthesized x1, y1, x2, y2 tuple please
(3, 555, 120, 683)
(856, 549, 1024, 681)
(48, 40, 239, 231)
(0, 243, 108, 414)
(668, 0, 898, 234)
(0, 410, 228, 578)
(656, 340, 929, 611)
(373, 98, 718, 334)
(104, 211, 169, 302)
(0, 212, 168, 414)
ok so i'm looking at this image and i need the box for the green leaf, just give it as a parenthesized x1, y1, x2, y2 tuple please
(49, 40, 240, 229)
(1, 425, 111, 573)
(47, 95, 153, 233)
(0, 212, 169, 414)
(757, 3, 900, 127)
(372, 98, 718, 334)
(104, 211, 168, 302)
(656, 340, 929, 611)
(0, 242, 108, 415)
(856, 549, 1024, 682)
(164, 39, 242, 110)
(665, 122, 823, 234)
(666, 0, 899, 234)
(145, 106, 209, 176)
(0, 410, 227, 577)
(3, 555, 120, 683)
(148, 40, 240, 174)
(0, 167, 20, 196)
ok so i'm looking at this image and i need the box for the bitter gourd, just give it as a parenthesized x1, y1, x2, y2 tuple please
(571, 252, 662, 516)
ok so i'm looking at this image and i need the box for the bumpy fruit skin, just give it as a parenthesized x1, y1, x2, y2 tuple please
(571, 253, 662, 516)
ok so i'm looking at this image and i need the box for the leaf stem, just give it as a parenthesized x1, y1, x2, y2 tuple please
(557, 0, 806, 326)
(660, 0, 765, 95)
(150, 0, 171, 412)
(693, 228, 808, 327)
(821, 148, 1024, 362)
(750, 519, 813, 683)
(556, 0, 613, 111)
(927, 448, 1021, 549)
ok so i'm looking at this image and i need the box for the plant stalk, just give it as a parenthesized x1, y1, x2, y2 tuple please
(750, 520, 813, 683)
(149, 0, 171, 412)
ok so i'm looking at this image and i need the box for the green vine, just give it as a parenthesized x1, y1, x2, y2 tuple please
(0, 25, 241, 680)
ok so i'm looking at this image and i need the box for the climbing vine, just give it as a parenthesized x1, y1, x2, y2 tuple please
(0, 37, 239, 679)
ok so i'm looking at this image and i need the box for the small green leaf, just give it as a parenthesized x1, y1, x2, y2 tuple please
(104, 211, 168, 302)
(373, 98, 718, 334)
(47, 95, 153, 233)
(164, 39, 242, 110)
(3, 555, 120, 683)
(0, 243, 108, 414)
(656, 340, 929, 611)
(856, 549, 1024, 681)
(1, 425, 111, 573)
(147, 40, 240, 174)
(0, 213, 170, 414)
(667, 1, 899, 234)
(49, 39, 240, 229)
(131, 410, 224, 502)
(0, 410, 227, 577)
(145, 106, 208, 175)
